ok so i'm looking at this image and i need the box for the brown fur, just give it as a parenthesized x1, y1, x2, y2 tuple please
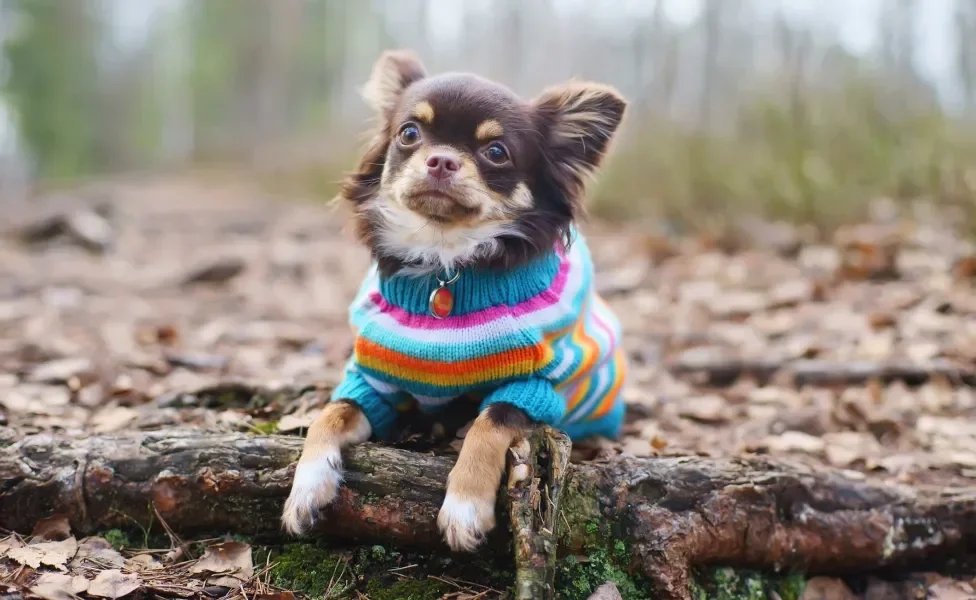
(446, 405, 529, 501)
(301, 400, 370, 459)
(288, 49, 627, 551)
(336, 50, 627, 276)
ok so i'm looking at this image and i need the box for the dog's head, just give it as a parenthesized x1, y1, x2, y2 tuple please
(340, 50, 627, 275)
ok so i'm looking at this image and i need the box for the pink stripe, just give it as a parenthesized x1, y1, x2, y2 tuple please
(368, 250, 571, 330)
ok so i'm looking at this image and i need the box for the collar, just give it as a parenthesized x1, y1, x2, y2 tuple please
(377, 248, 563, 317)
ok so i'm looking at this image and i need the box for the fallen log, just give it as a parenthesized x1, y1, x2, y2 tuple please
(2, 429, 975, 600)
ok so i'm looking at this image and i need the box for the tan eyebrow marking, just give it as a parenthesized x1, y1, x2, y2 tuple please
(413, 101, 435, 124)
(475, 119, 504, 141)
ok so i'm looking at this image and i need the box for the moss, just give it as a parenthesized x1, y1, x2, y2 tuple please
(555, 533, 650, 600)
(265, 543, 352, 598)
(363, 577, 450, 600)
(100, 529, 131, 551)
(252, 420, 279, 434)
(690, 566, 808, 600)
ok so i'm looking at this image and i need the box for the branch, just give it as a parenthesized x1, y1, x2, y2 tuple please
(2, 429, 974, 600)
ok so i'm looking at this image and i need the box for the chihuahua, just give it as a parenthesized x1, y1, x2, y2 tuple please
(282, 50, 628, 552)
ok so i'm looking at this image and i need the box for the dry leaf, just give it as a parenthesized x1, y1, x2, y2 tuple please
(822, 432, 883, 468)
(276, 412, 315, 433)
(90, 406, 138, 434)
(678, 395, 730, 424)
(28, 358, 94, 385)
(126, 554, 163, 572)
(87, 569, 141, 599)
(254, 593, 297, 600)
(800, 576, 857, 600)
(928, 579, 976, 600)
(190, 541, 253, 587)
(0, 535, 25, 554)
(31, 515, 72, 541)
(72, 537, 126, 569)
(586, 582, 623, 600)
(7, 537, 77, 570)
(764, 431, 826, 455)
(31, 573, 90, 600)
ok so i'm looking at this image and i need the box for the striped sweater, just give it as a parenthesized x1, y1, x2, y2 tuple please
(333, 232, 627, 441)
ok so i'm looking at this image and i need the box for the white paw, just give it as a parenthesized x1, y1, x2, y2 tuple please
(437, 493, 496, 552)
(281, 448, 342, 535)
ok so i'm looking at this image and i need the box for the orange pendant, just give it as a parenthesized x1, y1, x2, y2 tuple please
(429, 286, 454, 319)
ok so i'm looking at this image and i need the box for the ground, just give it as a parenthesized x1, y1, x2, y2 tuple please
(1, 173, 976, 598)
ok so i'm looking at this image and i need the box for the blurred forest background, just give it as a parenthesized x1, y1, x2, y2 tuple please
(1, 0, 976, 233)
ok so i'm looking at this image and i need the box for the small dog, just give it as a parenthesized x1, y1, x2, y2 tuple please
(282, 50, 628, 552)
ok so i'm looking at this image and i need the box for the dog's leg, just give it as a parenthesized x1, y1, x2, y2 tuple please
(281, 400, 371, 535)
(438, 402, 530, 551)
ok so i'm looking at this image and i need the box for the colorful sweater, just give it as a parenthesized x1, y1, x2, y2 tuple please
(333, 232, 627, 442)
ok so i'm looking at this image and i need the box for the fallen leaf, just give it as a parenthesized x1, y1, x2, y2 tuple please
(800, 576, 857, 600)
(87, 569, 141, 599)
(7, 537, 77, 570)
(27, 358, 94, 385)
(677, 395, 730, 424)
(31, 573, 89, 600)
(822, 432, 883, 468)
(929, 578, 976, 600)
(586, 581, 623, 600)
(126, 553, 163, 572)
(180, 257, 246, 287)
(72, 537, 125, 569)
(254, 593, 297, 600)
(90, 406, 138, 434)
(764, 431, 826, 455)
(0, 535, 24, 554)
(190, 541, 253, 586)
(276, 412, 315, 433)
(31, 515, 72, 541)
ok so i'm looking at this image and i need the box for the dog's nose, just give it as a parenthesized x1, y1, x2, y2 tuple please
(426, 154, 460, 180)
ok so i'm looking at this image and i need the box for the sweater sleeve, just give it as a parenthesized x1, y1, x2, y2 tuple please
(332, 359, 398, 441)
(479, 377, 565, 425)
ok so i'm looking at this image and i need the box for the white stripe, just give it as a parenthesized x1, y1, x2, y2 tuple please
(414, 394, 458, 407)
(356, 250, 589, 344)
(546, 345, 578, 381)
(361, 373, 401, 395)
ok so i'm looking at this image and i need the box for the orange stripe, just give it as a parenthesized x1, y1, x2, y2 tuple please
(590, 350, 627, 419)
(565, 376, 592, 412)
(357, 353, 538, 386)
(356, 338, 542, 376)
(562, 312, 601, 389)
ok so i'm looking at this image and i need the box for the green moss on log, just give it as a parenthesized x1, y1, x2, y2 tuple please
(690, 567, 807, 600)
(262, 543, 352, 598)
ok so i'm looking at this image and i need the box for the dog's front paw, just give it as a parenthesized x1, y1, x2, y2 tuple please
(281, 448, 343, 535)
(437, 492, 496, 552)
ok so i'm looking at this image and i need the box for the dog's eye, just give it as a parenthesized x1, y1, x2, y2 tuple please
(397, 124, 421, 147)
(483, 142, 509, 165)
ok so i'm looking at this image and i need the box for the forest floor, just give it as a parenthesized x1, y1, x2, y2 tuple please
(2, 173, 976, 599)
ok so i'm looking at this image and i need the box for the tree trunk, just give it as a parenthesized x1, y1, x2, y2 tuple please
(2, 429, 974, 600)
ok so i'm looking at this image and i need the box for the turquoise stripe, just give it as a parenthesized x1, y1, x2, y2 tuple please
(355, 364, 517, 398)
(359, 321, 543, 361)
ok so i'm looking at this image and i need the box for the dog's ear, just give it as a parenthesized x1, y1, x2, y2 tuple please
(362, 50, 427, 118)
(533, 81, 626, 197)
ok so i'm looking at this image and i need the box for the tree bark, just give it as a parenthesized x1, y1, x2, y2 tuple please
(2, 429, 974, 600)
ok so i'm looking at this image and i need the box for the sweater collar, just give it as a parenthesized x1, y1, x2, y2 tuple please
(377, 246, 563, 317)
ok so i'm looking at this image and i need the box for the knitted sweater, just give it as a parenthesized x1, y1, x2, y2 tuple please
(333, 232, 627, 442)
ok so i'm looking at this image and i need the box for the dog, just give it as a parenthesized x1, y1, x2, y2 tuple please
(282, 50, 628, 552)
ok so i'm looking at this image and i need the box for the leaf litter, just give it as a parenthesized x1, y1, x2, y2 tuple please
(3, 177, 976, 596)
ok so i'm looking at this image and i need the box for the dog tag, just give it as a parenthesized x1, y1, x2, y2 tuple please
(429, 286, 454, 319)
(429, 269, 460, 319)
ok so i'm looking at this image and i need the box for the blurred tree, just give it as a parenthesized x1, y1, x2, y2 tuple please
(3, 0, 102, 180)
